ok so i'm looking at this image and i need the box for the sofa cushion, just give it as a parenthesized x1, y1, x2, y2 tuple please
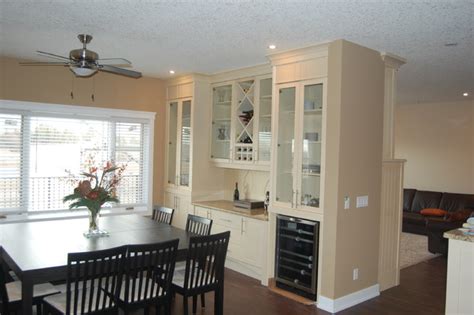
(403, 189, 417, 212)
(439, 193, 470, 212)
(411, 190, 442, 213)
(403, 212, 427, 226)
(446, 209, 473, 222)
(464, 194, 474, 210)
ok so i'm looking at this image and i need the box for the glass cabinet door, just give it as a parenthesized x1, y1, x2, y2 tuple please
(211, 85, 232, 160)
(167, 102, 178, 185)
(299, 84, 323, 208)
(179, 100, 191, 187)
(258, 78, 272, 162)
(275, 86, 296, 204)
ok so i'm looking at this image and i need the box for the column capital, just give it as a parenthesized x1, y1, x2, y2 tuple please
(381, 53, 407, 70)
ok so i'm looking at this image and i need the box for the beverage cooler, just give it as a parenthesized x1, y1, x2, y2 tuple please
(275, 215, 319, 300)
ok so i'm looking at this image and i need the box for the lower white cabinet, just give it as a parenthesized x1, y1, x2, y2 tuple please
(164, 191, 192, 230)
(194, 205, 268, 284)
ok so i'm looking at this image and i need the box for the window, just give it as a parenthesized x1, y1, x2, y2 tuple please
(0, 100, 155, 214)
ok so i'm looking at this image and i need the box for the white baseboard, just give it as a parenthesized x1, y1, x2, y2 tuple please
(317, 284, 380, 313)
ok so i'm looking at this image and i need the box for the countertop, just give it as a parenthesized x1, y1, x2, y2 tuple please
(444, 229, 474, 243)
(193, 200, 269, 221)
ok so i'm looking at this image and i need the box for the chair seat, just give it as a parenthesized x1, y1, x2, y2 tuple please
(6, 281, 60, 303)
(118, 277, 165, 302)
(172, 267, 213, 289)
(43, 287, 114, 313)
(174, 261, 186, 271)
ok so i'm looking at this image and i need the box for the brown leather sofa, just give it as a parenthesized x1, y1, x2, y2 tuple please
(402, 189, 474, 254)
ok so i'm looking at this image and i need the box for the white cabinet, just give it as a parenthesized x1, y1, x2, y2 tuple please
(210, 76, 272, 170)
(193, 206, 268, 282)
(166, 98, 192, 190)
(272, 79, 327, 212)
(164, 192, 192, 230)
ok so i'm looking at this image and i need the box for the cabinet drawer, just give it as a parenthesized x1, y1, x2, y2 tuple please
(212, 222, 241, 245)
(211, 210, 241, 229)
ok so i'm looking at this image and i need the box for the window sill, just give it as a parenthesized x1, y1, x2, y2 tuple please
(0, 208, 150, 225)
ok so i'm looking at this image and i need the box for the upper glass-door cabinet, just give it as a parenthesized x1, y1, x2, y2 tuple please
(179, 100, 191, 187)
(257, 77, 272, 163)
(275, 85, 296, 206)
(167, 101, 178, 185)
(298, 84, 323, 208)
(211, 84, 232, 160)
(234, 79, 255, 162)
(166, 99, 192, 189)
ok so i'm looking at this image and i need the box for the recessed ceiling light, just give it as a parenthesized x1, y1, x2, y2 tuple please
(268, 44, 276, 50)
(463, 92, 469, 96)
(169, 70, 175, 74)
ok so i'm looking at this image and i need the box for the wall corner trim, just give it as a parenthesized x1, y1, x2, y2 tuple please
(317, 284, 380, 313)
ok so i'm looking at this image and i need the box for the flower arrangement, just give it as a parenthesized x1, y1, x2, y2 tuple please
(63, 160, 126, 235)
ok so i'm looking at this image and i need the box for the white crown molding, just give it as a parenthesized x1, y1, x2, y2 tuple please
(317, 284, 380, 313)
(381, 53, 407, 69)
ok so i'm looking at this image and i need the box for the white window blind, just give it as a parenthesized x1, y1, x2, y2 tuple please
(0, 103, 153, 214)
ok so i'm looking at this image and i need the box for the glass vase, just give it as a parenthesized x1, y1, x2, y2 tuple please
(83, 209, 109, 237)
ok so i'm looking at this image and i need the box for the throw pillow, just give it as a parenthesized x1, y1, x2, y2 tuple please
(446, 209, 473, 222)
(420, 208, 447, 217)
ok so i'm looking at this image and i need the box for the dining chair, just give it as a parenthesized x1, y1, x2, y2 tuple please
(0, 258, 59, 315)
(185, 214, 213, 236)
(178, 213, 213, 308)
(152, 205, 175, 225)
(172, 231, 230, 315)
(42, 245, 127, 315)
(117, 239, 179, 315)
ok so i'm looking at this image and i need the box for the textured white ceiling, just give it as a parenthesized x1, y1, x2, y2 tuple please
(0, 0, 472, 104)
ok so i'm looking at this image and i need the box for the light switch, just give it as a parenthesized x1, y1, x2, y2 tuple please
(356, 195, 369, 208)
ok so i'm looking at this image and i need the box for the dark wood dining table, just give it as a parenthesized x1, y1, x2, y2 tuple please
(0, 214, 194, 315)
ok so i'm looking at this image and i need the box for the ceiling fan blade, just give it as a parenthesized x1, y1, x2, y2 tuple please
(99, 65, 142, 78)
(97, 58, 132, 65)
(20, 61, 71, 66)
(36, 50, 71, 61)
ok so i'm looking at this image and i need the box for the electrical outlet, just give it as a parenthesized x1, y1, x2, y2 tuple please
(344, 196, 350, 209)
(353, 268, 359, 280)
(356, 195, 369, 208)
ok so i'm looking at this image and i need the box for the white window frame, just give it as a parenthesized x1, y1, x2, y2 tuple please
(0, 99, 156, 217)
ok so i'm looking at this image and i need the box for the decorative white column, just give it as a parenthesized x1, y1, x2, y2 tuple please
(378, 53, 406, 291)
(381, 53, 406, 159)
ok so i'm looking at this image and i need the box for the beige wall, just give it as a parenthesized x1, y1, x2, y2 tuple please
(395, 100, 474, 194)
(0, 56, 167, 203)
(322, 40, 384, 299)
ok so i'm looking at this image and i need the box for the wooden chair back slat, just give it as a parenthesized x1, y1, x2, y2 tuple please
(152, 206, 175, 225)
(66, 245, 126, 314)
(183, 231, 230, 291)
(122, 239, 179, 307)
(185, 214, 213, 236)
(0, 258, 10, 314)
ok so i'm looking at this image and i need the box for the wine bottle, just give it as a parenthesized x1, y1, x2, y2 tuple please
(233, 182, 240, 201)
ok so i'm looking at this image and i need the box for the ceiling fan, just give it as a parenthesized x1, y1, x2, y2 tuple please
(20, 34, 142, 78)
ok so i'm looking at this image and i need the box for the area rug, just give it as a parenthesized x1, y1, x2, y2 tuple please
(399, 232, 440, 269)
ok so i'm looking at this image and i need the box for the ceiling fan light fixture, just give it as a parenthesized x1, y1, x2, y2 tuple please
(69, 66, 98, 77)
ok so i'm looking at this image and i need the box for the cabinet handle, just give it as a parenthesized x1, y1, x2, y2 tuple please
(241, 218, 245, 235)
(295, 190, 299, 207)
(220, 218, 232, 223)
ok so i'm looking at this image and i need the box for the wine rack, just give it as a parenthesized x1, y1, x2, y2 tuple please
(275, 215, 319, 300)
